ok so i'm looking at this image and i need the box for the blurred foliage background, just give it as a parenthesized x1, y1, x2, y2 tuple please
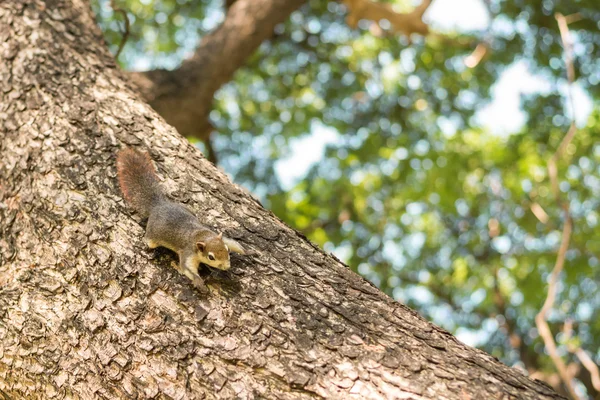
(94, 0, 600, 397)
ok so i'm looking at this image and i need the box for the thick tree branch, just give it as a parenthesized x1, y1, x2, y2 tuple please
(130, 0, 306, 140)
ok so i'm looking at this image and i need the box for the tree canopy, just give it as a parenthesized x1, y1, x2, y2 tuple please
(95, 0, 600, 397)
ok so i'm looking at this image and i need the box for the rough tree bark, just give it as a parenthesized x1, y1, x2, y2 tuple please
(0, 1, 567, 399)
(130, 0, 306, 140)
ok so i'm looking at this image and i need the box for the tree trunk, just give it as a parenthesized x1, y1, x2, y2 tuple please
(0, 1, 566, 399)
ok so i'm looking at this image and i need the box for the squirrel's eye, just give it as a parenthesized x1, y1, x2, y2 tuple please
(208, 253, 215, 261)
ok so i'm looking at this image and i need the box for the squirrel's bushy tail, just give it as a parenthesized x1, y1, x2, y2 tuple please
(116, 148, 164, 217)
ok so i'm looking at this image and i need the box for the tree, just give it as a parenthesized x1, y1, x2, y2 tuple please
(96, 0, 600, 397)
(0, 1, 596, 400)
(97, 0, 600, 397)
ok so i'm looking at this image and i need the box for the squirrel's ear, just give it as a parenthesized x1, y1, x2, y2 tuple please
(196, 242, 206, 252)
(223, 237, 245, 255)
(217, 232, 223, 240)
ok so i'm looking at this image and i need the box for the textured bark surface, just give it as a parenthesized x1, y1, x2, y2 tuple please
(0, 1, 567, 399)
(129, 0, 306, 139)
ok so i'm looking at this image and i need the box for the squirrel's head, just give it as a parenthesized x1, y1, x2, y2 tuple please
(196, 232, 230, 270)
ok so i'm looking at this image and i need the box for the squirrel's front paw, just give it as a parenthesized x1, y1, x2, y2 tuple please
(191, 276, 208, 293)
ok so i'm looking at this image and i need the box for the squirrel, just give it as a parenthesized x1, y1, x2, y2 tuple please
(116, 148, 245, 291)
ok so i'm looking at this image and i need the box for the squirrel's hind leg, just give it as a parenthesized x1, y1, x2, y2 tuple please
(144, 215, 161, 249)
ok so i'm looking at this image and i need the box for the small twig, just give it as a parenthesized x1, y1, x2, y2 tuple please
(547, 123, 576, 201)
(535, 215, 576, 398)
(572, 349, 600, 392)
(205, 134, 219, 165)
(555, 13, 576, 91)
(465, 43, 488, 68)
(564, 13, 583, 24)
(546, 13, 581, 203)
(465, 0, 493, 68)
(563, 321, 600, 392)
(535, 12, 589, 400)
(554, 13, 580, 132)
(110, 0, 130, 60)
(530, 202, 549, 224)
